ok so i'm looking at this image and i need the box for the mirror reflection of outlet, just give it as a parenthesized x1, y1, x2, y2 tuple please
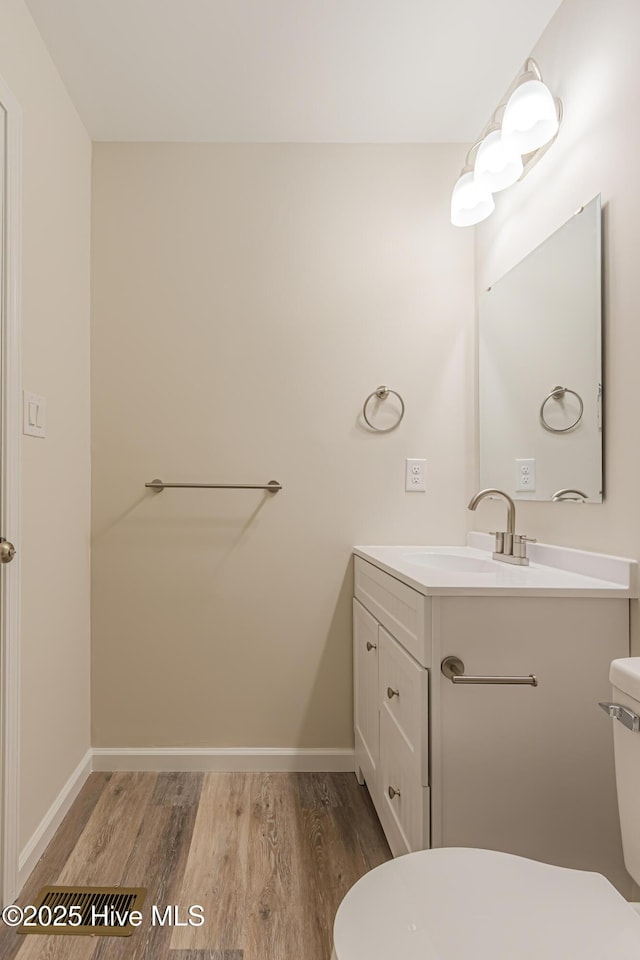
(515, 458, 536, 492)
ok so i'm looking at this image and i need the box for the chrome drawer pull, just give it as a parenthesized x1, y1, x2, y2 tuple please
(441, 655, 538, 687)
(599, 701, 640, 733)
(388, 786, 401, 800)
(387, 686, 399, 699)
(366, 641, 377, 652)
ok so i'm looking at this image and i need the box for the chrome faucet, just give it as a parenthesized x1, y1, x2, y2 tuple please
(467, 488, 534, 566)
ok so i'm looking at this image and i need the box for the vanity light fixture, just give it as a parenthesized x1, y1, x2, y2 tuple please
(450, 171, 495, 227)
(474, 129, 523, 193)
(502, 78, 559, 154)
(451, 59, 562, 227)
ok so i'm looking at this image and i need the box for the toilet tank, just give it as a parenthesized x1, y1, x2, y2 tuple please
(609, 658, 640, 885)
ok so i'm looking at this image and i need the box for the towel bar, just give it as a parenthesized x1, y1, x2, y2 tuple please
(146, 479, 282, 493)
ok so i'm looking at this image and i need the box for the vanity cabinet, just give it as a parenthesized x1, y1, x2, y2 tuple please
(354, 604, 430, 855)
(353, 600, 379, 786)
(378, 628, 429, 853)
(353, 557, 431, 856)
(353, 553, 632, 891)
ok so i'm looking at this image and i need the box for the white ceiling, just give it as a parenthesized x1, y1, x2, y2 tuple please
(25, 0, 563, 142)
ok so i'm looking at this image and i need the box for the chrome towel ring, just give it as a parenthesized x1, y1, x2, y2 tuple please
(362, 385, 405, 433)
(540, 385, 584, 433)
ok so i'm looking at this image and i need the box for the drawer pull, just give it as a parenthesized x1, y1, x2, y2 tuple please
(388, 786, 401, 800)
(366, 641, 377, 652)
(387, 686, 399, 699)
(441, 655, 538, 687)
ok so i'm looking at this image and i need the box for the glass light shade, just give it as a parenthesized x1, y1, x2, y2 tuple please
(474, 130, 524, 192)
(501, 79, 559, 154)
(450, 172, 495, 227)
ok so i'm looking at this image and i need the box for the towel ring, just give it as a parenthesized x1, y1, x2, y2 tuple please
(363, 386, 405, 433)
(540, 386, 584, 433)
(552, 488, 588, 502)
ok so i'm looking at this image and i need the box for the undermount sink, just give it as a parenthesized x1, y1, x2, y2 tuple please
(402, 551, 497, 573)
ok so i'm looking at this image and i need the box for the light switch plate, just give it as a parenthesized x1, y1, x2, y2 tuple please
(23, 391, 46, 438)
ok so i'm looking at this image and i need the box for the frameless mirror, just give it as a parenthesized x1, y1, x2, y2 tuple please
(478, 195, 602, 502)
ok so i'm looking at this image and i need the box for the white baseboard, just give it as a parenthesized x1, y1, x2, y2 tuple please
(92, 747, 355, 773)
(18, 748, 92, 890)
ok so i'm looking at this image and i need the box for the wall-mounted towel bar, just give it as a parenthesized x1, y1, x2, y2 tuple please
(146, 478, 282, 493)
(441, 655, 538, 687)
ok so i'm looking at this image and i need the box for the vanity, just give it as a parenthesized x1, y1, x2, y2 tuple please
(352, 534, 638, 893)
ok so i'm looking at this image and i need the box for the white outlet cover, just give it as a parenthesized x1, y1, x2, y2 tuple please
(515, 458, 536, 492)
(23, 391, 46, 438)
(405, 458, 426, 492)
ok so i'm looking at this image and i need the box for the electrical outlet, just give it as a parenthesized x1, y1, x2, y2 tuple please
(405, 458, 426, 492)
(515, 458, 536, 492)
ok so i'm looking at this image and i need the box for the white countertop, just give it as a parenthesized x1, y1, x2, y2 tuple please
(353, 533, 639, 598)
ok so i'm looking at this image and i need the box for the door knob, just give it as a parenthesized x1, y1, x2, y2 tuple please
(0, 539, 16, 563)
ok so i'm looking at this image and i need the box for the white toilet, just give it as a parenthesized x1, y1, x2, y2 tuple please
(332, 657, 640, 959)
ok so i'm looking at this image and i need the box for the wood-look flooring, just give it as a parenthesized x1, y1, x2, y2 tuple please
(0, 772, 391, 960)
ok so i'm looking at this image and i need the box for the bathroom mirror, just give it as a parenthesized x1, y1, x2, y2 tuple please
(478, 195, 602, 502)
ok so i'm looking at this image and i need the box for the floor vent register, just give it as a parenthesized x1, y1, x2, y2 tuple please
(17, 886, 147, 937)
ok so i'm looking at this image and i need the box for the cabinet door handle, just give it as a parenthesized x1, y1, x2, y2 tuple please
(387, 686, 399, 699)
(441, 655, 538, 687)
(366, 641, 377, 652)
(388, 786, 401, 800)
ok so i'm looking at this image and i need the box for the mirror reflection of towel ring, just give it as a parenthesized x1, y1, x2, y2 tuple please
(552, 488, 588, 502)
(540, 385, 584, 433)
(362, 386, 405, 433)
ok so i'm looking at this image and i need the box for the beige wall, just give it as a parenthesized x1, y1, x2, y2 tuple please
(0, 0, 92, 849)
(474, 0, 640, 651)
(91, 143, 473, 748)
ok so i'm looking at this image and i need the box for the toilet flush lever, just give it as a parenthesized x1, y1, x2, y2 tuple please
(599, 701, 640, 733)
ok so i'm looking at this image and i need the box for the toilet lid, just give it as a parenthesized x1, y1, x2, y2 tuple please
(333, 848, 640, 960)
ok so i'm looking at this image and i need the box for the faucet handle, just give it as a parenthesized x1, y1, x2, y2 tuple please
(489, 531, 505, 554)
(513, 534, 536, 559)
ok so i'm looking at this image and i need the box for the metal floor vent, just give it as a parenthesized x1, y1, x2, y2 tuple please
(18, 886, 147, 937)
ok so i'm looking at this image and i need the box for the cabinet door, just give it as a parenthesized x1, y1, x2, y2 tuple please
(353, 598, 379, 786)
(379, 626, 428, 778)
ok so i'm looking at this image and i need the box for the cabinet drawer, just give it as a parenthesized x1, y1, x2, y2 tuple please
(379, 627, 427, 767)
(354, 557, 431, 666)
(378, 708, 427, 855)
